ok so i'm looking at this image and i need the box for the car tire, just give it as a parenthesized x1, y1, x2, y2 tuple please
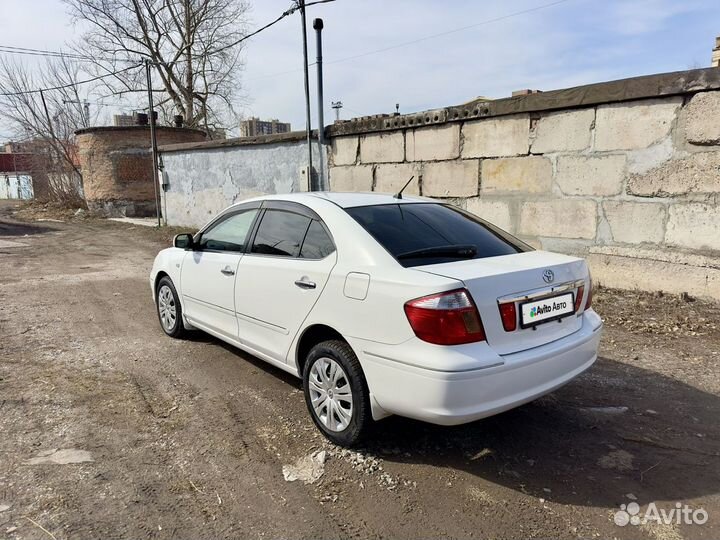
(156, 276, 186, 339)
(303, 340, 372, 447)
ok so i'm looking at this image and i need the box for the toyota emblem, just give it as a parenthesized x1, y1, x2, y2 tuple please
(542, 269, 555, 283)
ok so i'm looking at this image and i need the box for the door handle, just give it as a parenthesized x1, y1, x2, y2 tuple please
(294, 278, 316, 289)
(220, 266, 235, 276)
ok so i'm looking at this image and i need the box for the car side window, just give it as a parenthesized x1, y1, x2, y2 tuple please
(300, 220, 335, 259)
(251, 210, 311, 257)
(199, 209, 259, 252)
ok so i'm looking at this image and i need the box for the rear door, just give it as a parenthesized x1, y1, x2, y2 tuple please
(234, 202, 337, 362)
(181, 204, 260, 339)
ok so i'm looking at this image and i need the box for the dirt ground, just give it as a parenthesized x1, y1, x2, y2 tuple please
(1, 199, 719, 540)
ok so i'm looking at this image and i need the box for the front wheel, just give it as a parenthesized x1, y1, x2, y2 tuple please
(156, 276, 186, 338)
(303, 340, 372, 446)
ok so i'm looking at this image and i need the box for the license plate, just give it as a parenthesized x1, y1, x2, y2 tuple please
(520, 292, 575, 328)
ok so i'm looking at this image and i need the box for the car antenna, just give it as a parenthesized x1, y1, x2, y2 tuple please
(394, 175, 415, 200)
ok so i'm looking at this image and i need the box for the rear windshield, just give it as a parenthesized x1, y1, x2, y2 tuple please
(345, 203, 532, 267)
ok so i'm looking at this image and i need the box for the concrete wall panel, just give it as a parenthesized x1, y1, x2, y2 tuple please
(684, 91, 720, 145)
(555, 155, 626, 196)
(423, 160, 478, 197)
(519, 199, 597, 240)
(481, 156, 552, 194)
(461, 115, 529, 158)
(360, 132, 404, 164)
(531, 109, 594, 153)
(594, 98, 681, 151)
(406, 124, 460, 161)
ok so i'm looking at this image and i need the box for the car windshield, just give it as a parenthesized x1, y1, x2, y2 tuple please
(345, 203, 532, 267)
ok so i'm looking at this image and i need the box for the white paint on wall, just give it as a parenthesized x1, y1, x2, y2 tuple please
(161, 140, 327, 228)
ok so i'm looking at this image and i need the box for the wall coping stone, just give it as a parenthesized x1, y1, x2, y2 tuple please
(327, 67, 720, 137)
(76, 125, 207, 137)
(158, 130, 318, 153)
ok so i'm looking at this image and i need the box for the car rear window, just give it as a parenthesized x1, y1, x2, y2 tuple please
(345, 203, 532, 267)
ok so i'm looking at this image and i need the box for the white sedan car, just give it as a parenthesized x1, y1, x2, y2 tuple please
(151, 192, 602, 446)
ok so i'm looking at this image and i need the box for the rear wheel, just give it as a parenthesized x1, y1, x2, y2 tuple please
(303, 340, 371, 446)
(156, 276, 185, 338)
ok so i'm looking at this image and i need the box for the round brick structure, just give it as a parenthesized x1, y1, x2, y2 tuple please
(75, 126, 206, 216)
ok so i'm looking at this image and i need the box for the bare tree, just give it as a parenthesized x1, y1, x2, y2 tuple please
(0, 56, 91, 204)
(63, 0, 250, 132)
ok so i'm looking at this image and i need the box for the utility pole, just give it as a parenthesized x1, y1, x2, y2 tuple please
(39, 90, 55, 141)
(299, 0, 314, 191)
(39, 90, 59, 175)
(313, 17, 325, 191)
(331, 101, 343, 122)
(145, 59, 161, 227)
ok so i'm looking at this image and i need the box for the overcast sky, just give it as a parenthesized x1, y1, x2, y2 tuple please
(1, 0, 719, 137)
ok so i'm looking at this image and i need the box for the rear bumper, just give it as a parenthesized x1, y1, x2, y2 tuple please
(353, 310, 602, 425)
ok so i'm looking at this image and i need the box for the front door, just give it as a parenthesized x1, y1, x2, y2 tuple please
(180, 206, 260, 339)
(234, 206, 337, 362)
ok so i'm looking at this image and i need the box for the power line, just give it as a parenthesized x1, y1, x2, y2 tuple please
(324, 0, 573, 66)
(0, 45, 143, 66)
(0, 2, 337, 101)
(0, 63, 142, 97)
(243, 0, 571, 82)
(208, 0, 336, 56)
(208, 9, 295, 56)
(0, 45, 88, 58)
(0, 0, 336, 66)
(303, 0, 337, 7)
(0, 46, 91, 61)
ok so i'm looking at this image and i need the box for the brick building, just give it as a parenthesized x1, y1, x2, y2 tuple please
(75, 126, 206, 216)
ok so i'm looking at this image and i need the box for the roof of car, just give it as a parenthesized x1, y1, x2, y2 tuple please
(311, 191, 436, 208)
(241, 191, 435, 209)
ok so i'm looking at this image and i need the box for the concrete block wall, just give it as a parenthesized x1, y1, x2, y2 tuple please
(327, 71, 720, 300)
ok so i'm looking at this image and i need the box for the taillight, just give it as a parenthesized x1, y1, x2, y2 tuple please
(404, 288, 485, 345)
(574, 285, 585, 313)
(498, 302, 517, 332)
(575, 277, 593, 313)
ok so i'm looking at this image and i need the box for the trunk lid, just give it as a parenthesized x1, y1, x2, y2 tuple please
(413, 250, 589, 355)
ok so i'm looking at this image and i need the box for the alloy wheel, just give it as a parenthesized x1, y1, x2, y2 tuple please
(308, 357, 353, 432)
(157, 284, 177, 332)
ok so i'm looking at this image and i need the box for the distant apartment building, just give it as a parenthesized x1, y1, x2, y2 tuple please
(240, 117, 291, 137)
(713, 36, 720, 67)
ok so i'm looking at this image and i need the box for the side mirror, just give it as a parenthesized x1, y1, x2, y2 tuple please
(173, 233, 195, 250)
